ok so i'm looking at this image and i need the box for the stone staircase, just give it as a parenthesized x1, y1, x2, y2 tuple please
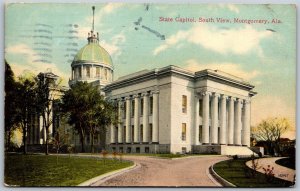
(222, 145, 257, 157)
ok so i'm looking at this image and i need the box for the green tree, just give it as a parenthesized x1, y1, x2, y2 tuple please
(252, 117, 291, 155)
(4, 61, 19, 151)
(86, 97, 118, 153)
(15, 73, 37, 154)
(61, 82, 117, 153)
(61, 82, 96, 152)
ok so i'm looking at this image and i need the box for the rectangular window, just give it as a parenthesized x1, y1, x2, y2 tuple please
(131, 125, 134, 143)
(199, 99, 203, 117)
(131, 100, 135, 117)
(199, 125, 202, 142)
(140, 98, 144, 116)
(150, 97, 153, 115)
(96, 67, 100, 77)
(115, 126, 118, 142)
(78, 67, 82, 78)
(140, 125, 143, 142)
(86, 66, 90, 78)
(136, 147, 140, 153)
(123, 126, 126, 143)
(123, 101, 126, 118)
(182, 95, 187, 113)
(149, 123, 153, 142)
(182, 123, 186, 141)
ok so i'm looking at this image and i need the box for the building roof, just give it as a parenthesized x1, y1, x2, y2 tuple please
(105, 65, 256, 93)
(73, 42, 113, 66)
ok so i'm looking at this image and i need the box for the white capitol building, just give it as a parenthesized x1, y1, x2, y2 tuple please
(65, 25, 257, 155)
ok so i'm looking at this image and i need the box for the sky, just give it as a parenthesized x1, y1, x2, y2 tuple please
(4, 3, 296, 139)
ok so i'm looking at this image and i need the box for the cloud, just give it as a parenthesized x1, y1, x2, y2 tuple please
(5, 44, 36, 56)
(100, 32, 126, 57)
(251, 95, 296, 139)
(227, 5, 240, 13)
(5, 44, 70, 86)
(184, 59, 261, 81)
(153, 24, 272, 55)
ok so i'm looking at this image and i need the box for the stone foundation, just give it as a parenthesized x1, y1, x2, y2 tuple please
(108, 144, 170, 154)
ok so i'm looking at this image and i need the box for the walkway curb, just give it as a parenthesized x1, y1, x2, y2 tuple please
(209, 164, 236, 187)
(78, 161, 140, 186)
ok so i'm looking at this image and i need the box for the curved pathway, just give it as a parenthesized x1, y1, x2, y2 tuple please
(94, 155, 228, 187)
(245, 157, 295, 182)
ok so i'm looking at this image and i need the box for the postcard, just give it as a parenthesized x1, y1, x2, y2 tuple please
(4, 3, 296, 187)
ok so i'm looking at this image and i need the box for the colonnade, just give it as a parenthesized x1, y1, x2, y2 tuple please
(195, 92, 251, 146)
(110, 91, 159, 144)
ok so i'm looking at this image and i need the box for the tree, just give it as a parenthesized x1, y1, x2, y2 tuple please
(15, 73, 37, 154)
(61, 82, 117, 153)
(61, 82, 97, 152)
(36, 72, 61, 155)
(86, 97, 118, 153)
(252, 117, 291, 155)
(4, 61, 19, 151)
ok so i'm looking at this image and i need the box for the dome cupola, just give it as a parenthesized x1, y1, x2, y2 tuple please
(69, 6, 113, 89)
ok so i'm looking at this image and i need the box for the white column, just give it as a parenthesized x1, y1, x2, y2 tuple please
(227, 97, 234, 145)
(202, 92, 210, 144)
(242, 99, 251, 146)
(125, 97, 131, 143)
(234, 98, 242, 145)
(117, 100, 123, 143)
(39, 115, 43, 144)
(110, 124, 115, 143)
(211, 93, 219, 144)
(81, 65, 83, 79)
(142, 93, 149, 143)
(220, 95, 227, 145)
(133, 95, 140, 143)
(194, 95, 200, 145)
(152, 91, 159, 143)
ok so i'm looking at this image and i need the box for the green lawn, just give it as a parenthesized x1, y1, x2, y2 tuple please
(5, 153, 133, 186)
(275, 157, 295, 170)
(213, 158, 294, 187)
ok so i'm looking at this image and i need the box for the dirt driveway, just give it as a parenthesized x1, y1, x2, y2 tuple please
(94, 155, 228, 187)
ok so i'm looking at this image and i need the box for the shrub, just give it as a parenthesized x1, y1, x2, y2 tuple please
(250, 154, 261, 178)
(262, 165, 275, 183)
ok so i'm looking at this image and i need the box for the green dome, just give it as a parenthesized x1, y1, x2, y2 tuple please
(74, 43, 113, 67)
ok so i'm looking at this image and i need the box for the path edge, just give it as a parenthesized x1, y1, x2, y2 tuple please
(78, 161, 140, 186)
(209, 164, 236, 187)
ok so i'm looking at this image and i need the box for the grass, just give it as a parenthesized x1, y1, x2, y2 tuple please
(275, 157, 295, 170)
(213, 158, 294, 187)
(5, 153, 133, 186)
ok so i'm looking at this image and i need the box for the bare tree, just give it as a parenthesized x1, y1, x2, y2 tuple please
(252, 117, 291, 155)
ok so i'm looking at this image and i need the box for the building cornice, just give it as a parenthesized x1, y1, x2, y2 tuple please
(104, 65, 255, 92)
